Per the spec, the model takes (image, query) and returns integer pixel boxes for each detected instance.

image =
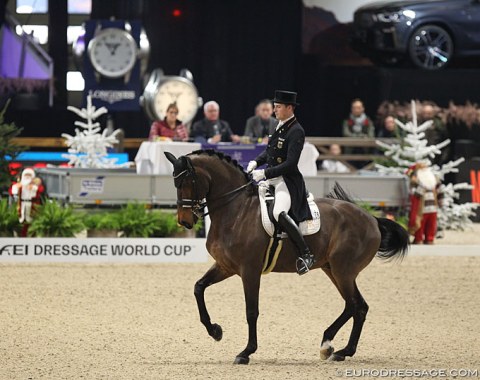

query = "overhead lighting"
[67,71,85,91]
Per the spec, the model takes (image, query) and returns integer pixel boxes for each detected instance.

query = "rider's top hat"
[272,90,299,106]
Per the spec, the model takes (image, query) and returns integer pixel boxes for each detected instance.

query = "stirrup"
[296,254,314,276]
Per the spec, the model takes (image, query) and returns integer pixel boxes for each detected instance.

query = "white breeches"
[268,177,291,222]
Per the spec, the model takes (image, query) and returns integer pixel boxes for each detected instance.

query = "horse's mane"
[325,182,355,204]
[188,149,252,183]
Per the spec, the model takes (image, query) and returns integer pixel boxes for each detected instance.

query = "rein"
[202,180,253,218]
[174,157,253,219]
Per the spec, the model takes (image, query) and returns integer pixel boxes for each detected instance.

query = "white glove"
[247,160,257,173]
[252,169,265,182]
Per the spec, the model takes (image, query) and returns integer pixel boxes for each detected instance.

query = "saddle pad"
[259,185,321,238]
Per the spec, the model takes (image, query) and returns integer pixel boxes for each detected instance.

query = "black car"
[350,0,480,69]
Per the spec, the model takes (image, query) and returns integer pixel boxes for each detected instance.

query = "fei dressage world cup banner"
[0,238,208,263]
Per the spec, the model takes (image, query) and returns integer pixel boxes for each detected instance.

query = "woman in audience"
[148,103,189,141]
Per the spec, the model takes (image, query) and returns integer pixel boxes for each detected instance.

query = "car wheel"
[408,25,453,70]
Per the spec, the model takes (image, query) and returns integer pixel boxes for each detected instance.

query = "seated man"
[191,101,241,144]
[243,99,277,143]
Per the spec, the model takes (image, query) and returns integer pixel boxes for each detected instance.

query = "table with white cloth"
[134,141,318,176]
[134,141,201,175]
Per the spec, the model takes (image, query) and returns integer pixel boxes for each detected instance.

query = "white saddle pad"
[258,183,321,238]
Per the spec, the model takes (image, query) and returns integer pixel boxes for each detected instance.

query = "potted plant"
[27,200,85,237]
[117,203,159,238]
[150,211,183,237]
[83,212,120,237]
[0,198,21,236]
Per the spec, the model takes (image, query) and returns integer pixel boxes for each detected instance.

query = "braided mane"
[188,149,251,182]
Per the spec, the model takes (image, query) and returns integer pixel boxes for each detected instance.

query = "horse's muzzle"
[179,220,193,229]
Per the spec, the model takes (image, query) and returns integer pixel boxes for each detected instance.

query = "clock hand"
[105,42,121,55]
[168,91,183,101]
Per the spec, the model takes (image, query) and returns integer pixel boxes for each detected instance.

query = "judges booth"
[134,141,319,176]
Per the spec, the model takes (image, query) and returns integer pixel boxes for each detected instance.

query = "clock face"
[153,78,200,124]
[88,28,137,78]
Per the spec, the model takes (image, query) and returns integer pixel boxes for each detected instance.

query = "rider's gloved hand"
[251,169,265,182]
[247,160,257,173]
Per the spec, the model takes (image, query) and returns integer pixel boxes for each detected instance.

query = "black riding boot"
[278,211,315,275]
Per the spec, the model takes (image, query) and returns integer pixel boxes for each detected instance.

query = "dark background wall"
[4,0,480,141]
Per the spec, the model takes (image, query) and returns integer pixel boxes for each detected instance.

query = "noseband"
[173,156,252,219]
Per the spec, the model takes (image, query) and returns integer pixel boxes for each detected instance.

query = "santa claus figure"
[9,168,45,236]
[407,163,442,244]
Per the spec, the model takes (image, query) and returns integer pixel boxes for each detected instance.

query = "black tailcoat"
[254,117,312,223]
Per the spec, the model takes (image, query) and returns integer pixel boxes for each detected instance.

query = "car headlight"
[375,9,416,23]
[402,10,416,19]
[375,11,402,23]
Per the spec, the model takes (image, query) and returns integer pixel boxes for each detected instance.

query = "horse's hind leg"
[329,278,369,361]
[194,263,232,341]
[319,268,353,360]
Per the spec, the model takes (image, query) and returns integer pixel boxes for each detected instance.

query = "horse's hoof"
[234,356,249,365]
[320,346,334,360]
[210,323,223,341]
[329,353,345,361]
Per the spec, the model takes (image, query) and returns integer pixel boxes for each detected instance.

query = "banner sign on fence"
[0,238,208,263]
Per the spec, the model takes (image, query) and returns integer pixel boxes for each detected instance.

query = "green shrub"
[0,99,26,191]
[150,211,183,237]
[28,200,85,237]
[82,212,121,230]
[117,203,159,238]
[0,197,21,236]
[356,201,382,218]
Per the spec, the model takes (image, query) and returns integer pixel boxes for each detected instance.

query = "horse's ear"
[164,152,177,165]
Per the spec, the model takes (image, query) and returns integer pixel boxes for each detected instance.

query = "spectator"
[321,144,350,173]
[191,101,241,144]
[243,99,277,143]
[419,103,450,164]
[342,98,375,139]
[148,103,189,142]
[342,99,375,167]
[377,115,405,138]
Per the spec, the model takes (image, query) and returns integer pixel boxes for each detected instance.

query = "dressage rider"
[247,90,314,275]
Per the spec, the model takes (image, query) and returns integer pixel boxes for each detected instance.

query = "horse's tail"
[375,217,409,261]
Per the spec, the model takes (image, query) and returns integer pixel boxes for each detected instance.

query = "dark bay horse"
[165,150,409,365]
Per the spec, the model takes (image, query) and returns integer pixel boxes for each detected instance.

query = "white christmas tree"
[376,100,478,230]
[437,183,478,231]
[63,94,128,168]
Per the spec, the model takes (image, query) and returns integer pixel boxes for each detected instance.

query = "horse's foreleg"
[194,263,232,341]
[234,271,261,365]
[320,305,352,360]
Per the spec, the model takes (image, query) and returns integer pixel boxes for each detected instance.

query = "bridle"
[173,156,253,219]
